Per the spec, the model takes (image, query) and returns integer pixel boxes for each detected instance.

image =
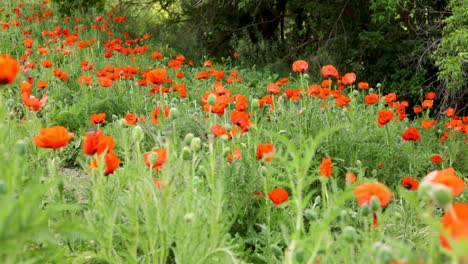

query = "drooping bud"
[132,125,144,142]
[207,94,217,106]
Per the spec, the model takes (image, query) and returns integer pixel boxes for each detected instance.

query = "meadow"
[0,1,467,263]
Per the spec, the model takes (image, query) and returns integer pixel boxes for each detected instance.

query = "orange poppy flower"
[345,173,357,184]
[146,68,167,84]
[0,54,20,85]
[402,176,419,190]
[377,110,394,127]
[413,106,423,114]
[203,60,212,67]
[153,178,164,189]
[90,150,121,175]
[256,143,275,162]
[36,80,48,89]
[430,155,443,164]
[440,202,468,252]
[365,94,379,105]
[125,113,138,125]
[276,77,289,86]
[90,113,106,125]
[151,106,169,124]
[422,100,433,108]
[20,81,32,96]
[384,93,397,105]
[98,77,113,87]
[341,72,356,85]
[421,120,437,130]
[292,60,308,72]
[78,75,94,85]
[268,188,289,205]
[319,157,332,177]
[144,148,168,171]
[446,107,455,117]
[21,93,48,112]
[354,182,392,208]
[230,110,252,132]
[34,126,74,149]
[82,129,104,155]
[321,65,339,78]
[402,127,421,141]
[425,92,437,100]
[227,147,242,163]
[358,82,369,90]
[267,83,281,94]
[422,167,466,197]
[41,59,53,68]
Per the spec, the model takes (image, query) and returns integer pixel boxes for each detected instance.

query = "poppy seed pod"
[370,196,381,212]
[182,146,191,160]
[361,204,370,217]
[251,99,260,109]
[148,152,158,166]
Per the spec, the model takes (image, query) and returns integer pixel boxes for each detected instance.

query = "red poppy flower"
[151,106,169,124]
[341,72,356,85]
[358,82,369,90]
[34,126,74,149]
[430,155,443,163]
[402,176,419,190]
[125,113,138,125]
[402,127,421,141]
[446,108,455,117]
[144,148,168,172]
[90,113,106,125]
[345,173,357,184]
[321,65,339,78]
[319,157,332,177]
[422,100,433,108]
[230,110,252,132]
[365,94,379,105]
[267,83,281,94]
[268,188,289,205]
[0,54,20,85]
[146,68,167,84]
[292,60,308,72]
[36,80,48,89]
[421,120,436,130]
[90,150,121,175]
[384,93,397,105]
[21,93,48,112]
[422,167,466,197]
[256,143,275,162]
[413,106,423,114]
[377,110,394,127]
[227,147,242,163]
[425,92,437,100]
[153,178,164,189]
[440,202,468,252]
[354,182,392,208]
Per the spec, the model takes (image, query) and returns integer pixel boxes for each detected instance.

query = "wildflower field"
[0,1,467,263]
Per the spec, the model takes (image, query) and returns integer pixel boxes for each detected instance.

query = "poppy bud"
[182,146,191,160]
[222,147,230,157]
[368,88,375,93]
[342,226,357,242]
[207,94,217,106]
[219,134,229,142]
[356,160,362,167]
[117,118,127,126]
[184,133,194,145]
[148,152,158,166]
[303,73,310,79]
[270,244,283,258]
[169,107,179,119]
[190,137,201,152]
[251,99,260,109]
[304,209,317,220]
[417,182,432,200]
[14,139,27,155]
[376,83,382,89]
[431,184,452,207]
[132,125,144,142]
[372,242,394,264]
[361,204,370,217]
[370,196,381,212]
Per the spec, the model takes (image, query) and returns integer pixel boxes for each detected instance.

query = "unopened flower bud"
[184,133,194,145]
[132,125,144,142]
[182,146,191,160]
[219,134,229,142]
[361,204,370,217]
[148,152,158,166]
[169,108,179,119]
[251,99,260,109]
[207,94,217,106]
[370,196,381,212]
[342,226,357,242]
[14,139,27,155]
[431,184,452,207]
[184,212,195,223]
[314,196,321,206]
[190,137,201,152]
